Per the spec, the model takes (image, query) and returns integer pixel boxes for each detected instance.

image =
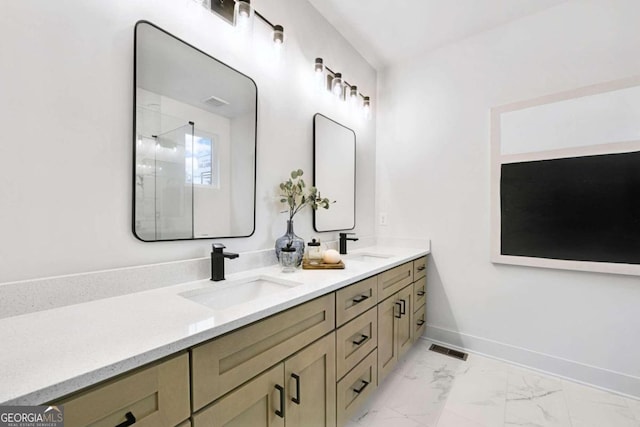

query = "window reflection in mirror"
[133,21,257,241]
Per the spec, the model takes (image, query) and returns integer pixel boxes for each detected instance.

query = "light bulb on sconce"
[332,73,343,97]
[314,58,325,89]
[363,96,372,120]
[272,25,284,46]
[272,24,284,58]
[349,85,359,106]
[234,0,254,34]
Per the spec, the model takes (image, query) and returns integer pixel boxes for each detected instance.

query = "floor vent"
[429,344,468,361]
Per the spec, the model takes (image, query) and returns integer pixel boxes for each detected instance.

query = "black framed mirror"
[313,114,356,232]
[133,21,257,241]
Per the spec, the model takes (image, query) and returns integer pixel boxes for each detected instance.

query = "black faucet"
[339,233,359,255]
[211,243,239,281]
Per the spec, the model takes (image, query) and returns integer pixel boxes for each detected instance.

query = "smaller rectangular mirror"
[313,114,356,232]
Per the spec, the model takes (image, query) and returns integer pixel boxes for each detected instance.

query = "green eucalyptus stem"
[278,169,333,220]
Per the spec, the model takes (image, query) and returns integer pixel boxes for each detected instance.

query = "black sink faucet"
[339,233,359,255]
[211,243,239,281]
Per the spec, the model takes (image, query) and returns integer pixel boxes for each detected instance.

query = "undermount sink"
[346,252,393,262]
[179,275,301,311]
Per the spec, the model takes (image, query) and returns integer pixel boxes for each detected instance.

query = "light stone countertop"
[0,246,429,405]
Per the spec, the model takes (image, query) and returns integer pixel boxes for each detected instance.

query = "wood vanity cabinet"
[377,283,414,383]
[55,353,190,427]
[49,255,428,427]
[193,333,336,427]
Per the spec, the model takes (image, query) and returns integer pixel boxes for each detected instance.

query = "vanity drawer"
[413,256,427,281]
[336,350,377,427]
[378,262,413,301]
[191,293,335,411]
[413,276,426,311]
[413,304,426,342]
[336,307,377,380]
[336,276,378,327]
[57,353,190,427]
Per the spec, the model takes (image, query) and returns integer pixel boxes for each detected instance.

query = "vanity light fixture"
[207,0,285,47]
[315,57,372,118]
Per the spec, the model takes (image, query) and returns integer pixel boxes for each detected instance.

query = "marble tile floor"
[346,339,640,427]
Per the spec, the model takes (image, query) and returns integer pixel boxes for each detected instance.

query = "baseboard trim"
[425,324,640,399]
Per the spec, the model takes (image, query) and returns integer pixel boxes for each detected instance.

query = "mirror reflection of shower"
[134,22,257,241]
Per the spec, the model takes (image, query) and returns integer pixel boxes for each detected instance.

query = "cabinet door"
[397,284,414,359]
[377,294,400,383]
[193,364,285,427]
[57,354,190,427]
[192,294,335,410]
[285,333,336,427]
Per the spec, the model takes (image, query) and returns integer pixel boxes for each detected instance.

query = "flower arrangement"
[279,169,332,220]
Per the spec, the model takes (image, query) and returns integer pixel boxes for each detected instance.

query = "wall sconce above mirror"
[133,21,257,241]
[313,114,356,232]
[204,0,285,46]
[314,58,371,120]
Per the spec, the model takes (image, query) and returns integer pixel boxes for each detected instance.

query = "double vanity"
[0,246,428,427]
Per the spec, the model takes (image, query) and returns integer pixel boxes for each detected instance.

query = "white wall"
[377,0,640,396]
[0,0,376,283]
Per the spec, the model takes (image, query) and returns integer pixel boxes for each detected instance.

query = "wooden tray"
[302,259,345,270]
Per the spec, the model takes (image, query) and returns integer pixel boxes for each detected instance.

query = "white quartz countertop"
[0,246,428,405]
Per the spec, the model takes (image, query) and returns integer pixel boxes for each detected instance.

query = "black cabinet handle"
[352,295,369,304]
[353,380,369,394]
[352,334,369,345]
[417,265,426,271]
[400,299,406,315]
[394,302,402,318]
[115,412,136,427]
[417,290,425,296]
[291,373,301,405]
[417,319,425,326]
[275,384,285,418]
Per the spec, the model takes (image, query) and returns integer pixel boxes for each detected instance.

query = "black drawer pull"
[417,319,425,326]
[291,373,301,404]
[115,412,136,427]
[352,295,369,304]
[417,265,426,271]
[352,334,369,345]
[275,384,285,418]
[417,290,425,296]
[353,380,369,394]
[400,299,406,315]
[394,302,402,318]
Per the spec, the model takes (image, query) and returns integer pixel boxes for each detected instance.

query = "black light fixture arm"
[323,64,369,100]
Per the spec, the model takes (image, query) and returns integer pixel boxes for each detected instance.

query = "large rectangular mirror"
[134,21,257,241]
[313,114,356,232]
